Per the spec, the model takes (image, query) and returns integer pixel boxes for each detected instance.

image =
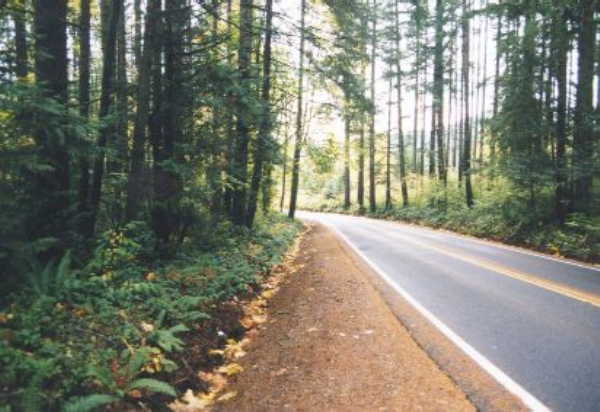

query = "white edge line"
[319,219,551,412]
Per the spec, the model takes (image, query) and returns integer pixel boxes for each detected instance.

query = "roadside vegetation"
[0,215,300,410]
[1,0,301,410]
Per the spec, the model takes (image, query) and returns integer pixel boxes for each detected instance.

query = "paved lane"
[298,211,600,412]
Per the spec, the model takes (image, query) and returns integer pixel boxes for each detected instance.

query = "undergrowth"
[0,214,302,411]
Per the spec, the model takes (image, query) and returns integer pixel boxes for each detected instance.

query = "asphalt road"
[298,211,600,412]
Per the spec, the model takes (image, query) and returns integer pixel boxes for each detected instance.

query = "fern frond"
[63,394,119,412]
[125,347,153,379]
[126,378,176,397]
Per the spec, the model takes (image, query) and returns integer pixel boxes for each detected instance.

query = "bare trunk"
[344,113,352,209]
[231,0,254,225]
[78,0,91,218]
[247,0,274,227]
[125,0,157,221]
[462,0,473,207]
[572,0,596,211]
[88,0,122,235]
[395,0,409,206]
[288,0,306,219]
[385,77,392,209]
[368,0,378,212]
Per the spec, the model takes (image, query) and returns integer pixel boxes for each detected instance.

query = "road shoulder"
[215,222,475,411]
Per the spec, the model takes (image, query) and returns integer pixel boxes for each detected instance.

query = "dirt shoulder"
[215,222,475,411]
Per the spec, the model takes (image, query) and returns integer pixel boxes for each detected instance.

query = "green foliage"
[63,394,119,412]
[150,324,190,352]
[26,251,72,298]
[126,378,177,397]
[308,136,340,175]
[0,213,301,410]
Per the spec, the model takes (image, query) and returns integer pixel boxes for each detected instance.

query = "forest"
[0,0,598,410]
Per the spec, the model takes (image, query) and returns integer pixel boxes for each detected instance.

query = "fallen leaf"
[169,389,214,412]
[261,289,275,299]
[208,349,225,356]
[222,339,248,360]
[198,372,227,393]
[217,391,237,402]
[140,321,154,333]
[240,316,255,329]
[252,314,267,325]
[217,363,244,376]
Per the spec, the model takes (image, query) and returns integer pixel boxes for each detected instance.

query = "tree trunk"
[87,0,122,236]
[32,0,71,249]
[288,0,306,219]
[125,0,157,221]
[280,114,290,212]
[231,0,254,225]
[134,0,142,68]
[572,0,596,212]
[395,0,409,207]
[479,0,488,164]
[357,100,365,210]
[13,0,28,79]
[368,0,377,212]
[344,112,352,209]
[152,0,187,246]
[247,0,274,228]
[385,77,392,209]
[77,0,91,219]
[208,0,223,218]
[413,0,420,175]
[490,13,501,180]
[552,6,568,223]
[433,0,446,186]
[462,0,473,207]
[222,0,235,216]
[115,3,128,173]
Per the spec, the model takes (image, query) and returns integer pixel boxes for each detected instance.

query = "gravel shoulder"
[216,222,476,411]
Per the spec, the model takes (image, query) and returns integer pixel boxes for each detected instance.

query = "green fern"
[86,365,114,390]
[21,359,54,412]
[125,346,154,378]
[26,251,72,297]
[150,324,189,352]
[126,378,176,397]
[63,394,119,412]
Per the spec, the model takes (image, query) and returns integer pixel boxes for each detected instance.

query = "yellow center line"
[388,231,600,308]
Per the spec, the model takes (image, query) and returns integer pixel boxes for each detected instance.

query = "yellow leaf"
[252,314,267,325]
[169,389,214,412]
[217,391,237,402]
[198,371,227,392]
[240,316,255,330]
[140,321,154,333]
[261,289,275,299]
[217,363,244,376]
